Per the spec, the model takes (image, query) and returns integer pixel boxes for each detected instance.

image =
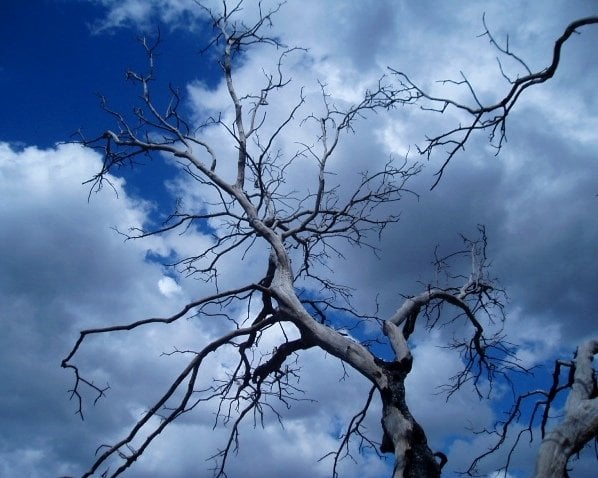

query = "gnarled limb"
[376,228,512,477]
[384,16,598,188]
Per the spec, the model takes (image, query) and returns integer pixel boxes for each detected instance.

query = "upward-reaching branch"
[63,3,597,477]
[65,2,422,476]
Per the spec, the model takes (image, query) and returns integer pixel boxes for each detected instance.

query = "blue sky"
[1,1,217,147]
[1,1,597,478]
[2,1,136,146]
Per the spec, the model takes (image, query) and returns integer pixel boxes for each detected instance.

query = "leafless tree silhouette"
[62,3,597,477]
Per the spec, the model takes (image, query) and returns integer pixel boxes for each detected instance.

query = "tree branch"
[386,16,598,189]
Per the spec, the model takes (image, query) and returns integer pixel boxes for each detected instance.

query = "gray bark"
[533,339,598,478]
[379,358,442,478]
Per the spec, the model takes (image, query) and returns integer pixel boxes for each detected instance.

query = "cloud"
[0,142,176,461]
[0,142,389,477]
[406,332,496,441]
[90,0,207,32]
[157,276,182,297]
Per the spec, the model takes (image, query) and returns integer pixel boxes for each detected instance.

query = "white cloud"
[91,0,207,32]
[486,472,517,478]
[406,332,495,445]
[505,309,562,368]
[2,1,598,477]
[0,142,209,475]
[157,275,182,297]
[0,142,389,477]
[446,422,541,477]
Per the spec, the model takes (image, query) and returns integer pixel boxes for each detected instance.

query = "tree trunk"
[533,339,598,478]
[379,360,442,478]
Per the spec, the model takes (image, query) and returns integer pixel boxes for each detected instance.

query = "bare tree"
[62,3,598,477]
[534,340,598,478]
[465,339,598,478]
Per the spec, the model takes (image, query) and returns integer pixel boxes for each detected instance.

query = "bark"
[376,316,443,477]
[379,359,441,478]
[534,339,598,478]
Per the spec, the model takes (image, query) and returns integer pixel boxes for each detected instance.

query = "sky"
[0,1,597,477]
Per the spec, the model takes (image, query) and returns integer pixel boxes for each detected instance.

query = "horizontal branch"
[62,283,261,369]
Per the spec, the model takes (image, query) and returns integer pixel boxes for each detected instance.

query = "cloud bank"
[1,1,597,477]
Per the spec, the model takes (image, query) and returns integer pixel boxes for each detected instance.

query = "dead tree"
[534,340,598,478]
[61,3,598,477]
[380,13,598,478]
[464,340,597,477]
